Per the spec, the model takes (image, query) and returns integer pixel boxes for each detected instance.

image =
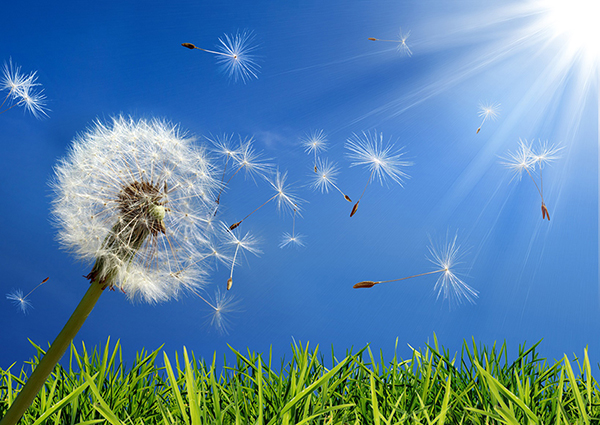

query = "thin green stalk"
[0,281,104,425]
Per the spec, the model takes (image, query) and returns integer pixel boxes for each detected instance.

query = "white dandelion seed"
[279,206,305,249]
[5,277,49,314]
[345,130,412,217]
[182,30,260,83]
[501,139,562,220]
[6,290,33,314]
[52,116,220,303]
[301,130,328,172]
[427,233,478,305]
[476,102,500,134]
[195,288,241,335]
[221,223,261,291]
[1,59,48,118]
[368,27,413,56]
[229,169,303,230]
[310,158,352,202]
[354,232,477,306]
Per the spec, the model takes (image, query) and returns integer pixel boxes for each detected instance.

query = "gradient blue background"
[1,0,598,368]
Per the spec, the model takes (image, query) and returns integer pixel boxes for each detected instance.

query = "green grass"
[2,335,600,424]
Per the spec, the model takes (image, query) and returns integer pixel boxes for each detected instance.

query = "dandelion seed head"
[279,232,306,248]
[345,131,412,186]
[310,158,340,193]
[427,233,478,305]
[301,130,328,155]
[7,290,32,314]
[52,116,219,303]
[216,31,260,83]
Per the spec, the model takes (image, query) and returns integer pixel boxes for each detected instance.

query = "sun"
[543,0,600,64]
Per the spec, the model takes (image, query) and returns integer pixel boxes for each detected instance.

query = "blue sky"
[1,0,599,368]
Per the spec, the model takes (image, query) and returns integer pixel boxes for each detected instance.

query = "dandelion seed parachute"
[52,116,220,303]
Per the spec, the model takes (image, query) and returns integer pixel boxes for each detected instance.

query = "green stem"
[0,281,105,425]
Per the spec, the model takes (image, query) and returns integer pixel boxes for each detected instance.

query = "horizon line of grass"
[1,335,599,424]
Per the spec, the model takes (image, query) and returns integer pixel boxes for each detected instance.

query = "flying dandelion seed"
[354,232,478,305]
[194,288,241,335]
[310,158,352,202]
[6,290,33,314]
[345,131,412,217]
[1,59,48,118]
[501,139,562,220]
[222,224,261,291]
[476,102,500,134]
[368,27,413,56]
[229,169,302,230]
[6,277,50,314]
[301,130,328,173]
[182,30,260,83]
[211,135,273,217]
[280,207,305,248]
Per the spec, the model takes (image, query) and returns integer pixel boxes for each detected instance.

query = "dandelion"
[476,102,500,134]
[0,59,48,118]
[301,130,328,172]
[310,158,352,203]
[229,169,302,230]
[501,139,562,220]
[221,223,261,290]
[182,30,260,83]
[368,27,412,56]
[354,232,478,305]
[345,131,412,217]
[5,277,49,314]
[0,116,220,425]
[280,206,305,248]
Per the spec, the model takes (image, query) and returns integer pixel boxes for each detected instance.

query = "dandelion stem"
[194,46,234,58]
[230,245,240,279]
[330,181,352,202]
[0,281,105,425]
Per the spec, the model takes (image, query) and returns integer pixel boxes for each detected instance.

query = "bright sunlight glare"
[544,0,600,63]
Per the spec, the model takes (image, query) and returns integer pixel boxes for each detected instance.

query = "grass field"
[1,336,598,424]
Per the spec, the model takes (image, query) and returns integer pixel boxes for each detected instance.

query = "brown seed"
[314,165,318,173]
[229,221,242,231]
[344,195,352,203]
[542,203,550,221]
[476,127,481,134]
[353,281,377,289]
[41,277,49,283]
[227,277,233,291]
[368,38,377,41]
[350,201,359,217]
[181,43,196,49]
